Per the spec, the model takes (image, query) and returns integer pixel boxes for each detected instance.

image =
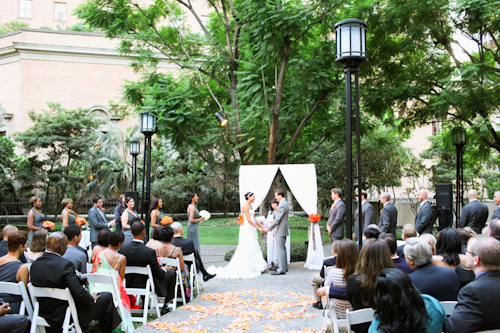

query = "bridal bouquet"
[199,210,211,221]
[76,217,87,226]
[238,214,244,225]
[308,214,321,223]
[160,216,173,225]
[42,221,55,229]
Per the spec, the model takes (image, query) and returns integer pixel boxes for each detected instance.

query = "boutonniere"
[494,209,497,212]
[418,207,422,211]
[380,209,383,214]
[101,208,106,212]
[333,205,336,208]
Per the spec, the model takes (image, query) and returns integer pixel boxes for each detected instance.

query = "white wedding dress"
[208,209,268,279]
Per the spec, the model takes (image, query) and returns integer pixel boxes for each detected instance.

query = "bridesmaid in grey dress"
[121,196,139,244]
[186,192,205,254]
[150,198,164,229]
[27,196,46,245]
[61,198,78,232]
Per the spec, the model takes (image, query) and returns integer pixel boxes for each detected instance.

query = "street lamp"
[334,19,368,248]
[215,111,228,126]
[453,127,466,226]
[129,140,140,191]
[140,110,157,239]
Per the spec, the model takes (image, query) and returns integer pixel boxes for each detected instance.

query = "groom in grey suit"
[266,189,289,275]
[88,196,115,248]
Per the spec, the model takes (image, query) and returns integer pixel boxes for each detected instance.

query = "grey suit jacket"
[415,201,433,235]
[88,205,109,242]
[268,199,289,237]
[377,202,398,237]
[328,199,346,239]
[491,206,500,221]
[354,201,374,238]
[62,245,88,273]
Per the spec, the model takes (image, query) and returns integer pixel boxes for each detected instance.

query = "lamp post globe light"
[334,19,368,248]
[140,110,157,239]
[129,140,140,192]
[452,127,467,226]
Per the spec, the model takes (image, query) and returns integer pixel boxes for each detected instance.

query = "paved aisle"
[136,244,332,333]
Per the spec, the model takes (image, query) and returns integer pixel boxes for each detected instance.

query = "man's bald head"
[46,232,68,255]
[467,189,478,199]
[2,225,18,241]
[416,190,428,203]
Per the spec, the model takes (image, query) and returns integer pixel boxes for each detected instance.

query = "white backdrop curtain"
[239,165,279,210]
[279,164,317,215]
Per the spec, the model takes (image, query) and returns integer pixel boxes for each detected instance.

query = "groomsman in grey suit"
[266,189,290,275]
[353,191,374,241]
[327,188,346,241]
[88,196,115,248]
[414,189,434,235]
[490,191,500,222]
[377,192,398,237]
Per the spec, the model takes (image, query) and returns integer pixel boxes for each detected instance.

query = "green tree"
[0,137,23,201]
[15,103,99,214]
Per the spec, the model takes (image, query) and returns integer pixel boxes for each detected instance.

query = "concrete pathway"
[135,244,333,333]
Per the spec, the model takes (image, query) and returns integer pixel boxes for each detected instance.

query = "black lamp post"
[452,127,466,227]
[334,19,368,248]
[129,140,140,191]
[140,110,157,239]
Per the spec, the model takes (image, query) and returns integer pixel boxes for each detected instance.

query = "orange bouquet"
[308,214,321,223]
[42,221,55,229]
[238,214,244,225]
[160,216,173,225]
[76,217,87,226]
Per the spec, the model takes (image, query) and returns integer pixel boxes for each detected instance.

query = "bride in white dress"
[208,192,268,279]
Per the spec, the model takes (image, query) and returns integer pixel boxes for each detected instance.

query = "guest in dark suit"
[490,191,500,222]
[459,189,489,234]
[62,225,87,273]
[170,222,215,282]
[404,237,460,301]
[396,224,418,259]
[414,190,434,235]
[377,192,398,237]
[0,225,27,263]
[88,196,116,248]
[445,235,500,332]
[30,232,120,333]
[119,221,176,315]
[327,188,346,241]
[353,191,374,241]
[379,233,413,274]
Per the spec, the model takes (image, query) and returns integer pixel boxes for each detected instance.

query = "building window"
[19,0,32,18]
[54,2,67,21]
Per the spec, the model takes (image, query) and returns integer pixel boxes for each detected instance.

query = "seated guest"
[0,226,27,263]
[432,227,466,269]
[370,268,446,333]
[363,224,380,241]
[119,221,176,315]
[318,239,393,333]
[0,302,30,333]
[311,240,340,310]
[445,235,500,332]
[404,237,461,301]
[30,232,121,333]
[62,225,87,273]
[488,219,500,241]
[0,231,29,314]
[457,227,476,254]
[145,227,163,250]
[25,229,47,263]
[379,233,413,274]
[396,224,418,259]
[318,239,358,319]
[170,222,215,282]
[91,228,111,263]
[420,233,437,254]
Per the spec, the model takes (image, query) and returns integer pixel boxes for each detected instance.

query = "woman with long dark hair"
[150,198,164,229]
[186,192,205,255]
[432,227,466,269]
[369,268,446,333]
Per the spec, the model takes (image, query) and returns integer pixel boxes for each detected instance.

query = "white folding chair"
[86,263,93,274]
[124,265,160,324]
[346,308,375,333]
[322,267,346,333]
[28,283,82,333]
[440,301,457,316]
[0,281,33,319]
[159,257,186,309]
[183,253,199,300]
[83,273,127,326]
